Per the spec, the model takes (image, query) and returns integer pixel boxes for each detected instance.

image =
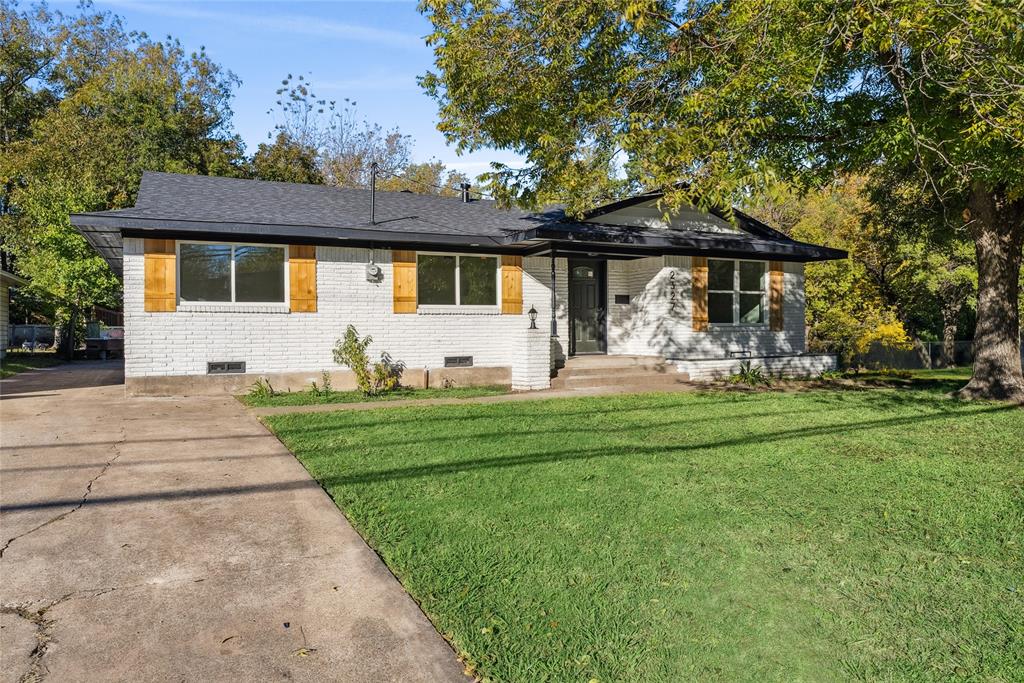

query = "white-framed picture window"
[707,258,767,325]
[178,241,288,304]
[416,253,499,308]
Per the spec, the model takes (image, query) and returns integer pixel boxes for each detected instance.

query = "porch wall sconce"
[528,305,538,329]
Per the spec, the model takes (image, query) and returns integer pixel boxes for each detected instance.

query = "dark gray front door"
[569,259,606,355]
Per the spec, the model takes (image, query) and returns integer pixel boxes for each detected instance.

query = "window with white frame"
[417,253,499,307]
[178,242,287,304]
[707,259,767,325]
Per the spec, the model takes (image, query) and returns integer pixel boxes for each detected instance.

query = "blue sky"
[66,0,522,180]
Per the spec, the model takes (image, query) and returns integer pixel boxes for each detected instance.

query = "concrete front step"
[551,355,690,391]
[567,362,672,377]
[548,356,692,393]
[563,354,663,369]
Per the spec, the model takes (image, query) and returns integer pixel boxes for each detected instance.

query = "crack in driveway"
[0,434,125,559]
[2,587,117,682]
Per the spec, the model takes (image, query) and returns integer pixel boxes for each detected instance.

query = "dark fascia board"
[120,228,523,257]
[725,208,793,241]
[71,214,510,248]
[71,213,846,271]
[72,215,523,277]
[542,242,840,262]
[523,226,847,262]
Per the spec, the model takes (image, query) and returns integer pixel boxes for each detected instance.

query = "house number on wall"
[668,270,683,316]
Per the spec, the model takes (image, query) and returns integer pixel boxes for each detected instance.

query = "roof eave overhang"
[70,214,847,276]
[71,214,510,247]
[0,270,29,286]
[70,215,530,275]
[519,227,847,262]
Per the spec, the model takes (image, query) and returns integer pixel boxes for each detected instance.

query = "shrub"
[873,367,914,379]
[333,325,406,396]
[310,370,333,397]
[728,360,771,387]
[248,377,276,399]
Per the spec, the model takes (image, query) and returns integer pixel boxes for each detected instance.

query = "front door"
[568,259,606,355]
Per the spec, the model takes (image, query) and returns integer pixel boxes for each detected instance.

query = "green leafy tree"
[1,2,245,345]
[421,0,1024,400]
[866,173,979,367]
[251,132,323,184]
[377,160,470,196]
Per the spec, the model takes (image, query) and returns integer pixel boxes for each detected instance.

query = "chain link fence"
[853,340,1024,370]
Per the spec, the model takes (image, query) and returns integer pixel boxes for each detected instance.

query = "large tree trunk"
[958,186,1024,402]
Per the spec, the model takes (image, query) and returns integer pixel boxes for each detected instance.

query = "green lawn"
[829,367,975,393]
[265,382,1023,682]
[240,384,509,407]
[0,352,63,378]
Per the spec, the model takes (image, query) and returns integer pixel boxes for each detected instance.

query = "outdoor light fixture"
[528,306,538,329]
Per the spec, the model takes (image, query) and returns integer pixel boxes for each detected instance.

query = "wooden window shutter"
[144,239,176,312]
[392,250,417,313]
[769,260,784,331]
[289,246,317,313]
[501,255,523,314]
[691,256,708,332]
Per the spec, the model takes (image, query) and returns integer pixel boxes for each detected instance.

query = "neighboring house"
[72,172,846,395]
[1,264,29,360]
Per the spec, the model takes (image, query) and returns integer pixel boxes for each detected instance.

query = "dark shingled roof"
[72,172,846,275]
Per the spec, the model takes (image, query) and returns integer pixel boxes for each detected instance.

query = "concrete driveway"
[0,362,465,682]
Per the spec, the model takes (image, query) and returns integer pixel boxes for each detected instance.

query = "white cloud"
[101,1,425,50]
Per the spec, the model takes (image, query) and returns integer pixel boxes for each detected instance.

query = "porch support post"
[550,251,558,337]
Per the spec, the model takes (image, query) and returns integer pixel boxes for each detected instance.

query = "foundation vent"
[207,361,246,374]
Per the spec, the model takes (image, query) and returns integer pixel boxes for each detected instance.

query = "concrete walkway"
[0,362,465,682]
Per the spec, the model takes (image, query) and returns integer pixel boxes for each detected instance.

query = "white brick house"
[73,173,844,395]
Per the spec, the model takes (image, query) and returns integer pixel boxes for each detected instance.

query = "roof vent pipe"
[460,182,471,203]
[370,161,378,225]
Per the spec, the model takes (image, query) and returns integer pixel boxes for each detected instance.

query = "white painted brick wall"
[672,354,838,381]
[124,238,551,378]
[124,240,810,378]
[511,328,552,390]
[607,256,806,359]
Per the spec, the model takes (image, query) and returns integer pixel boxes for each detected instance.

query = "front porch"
[539,252,806,365]
[531,252,838,390]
